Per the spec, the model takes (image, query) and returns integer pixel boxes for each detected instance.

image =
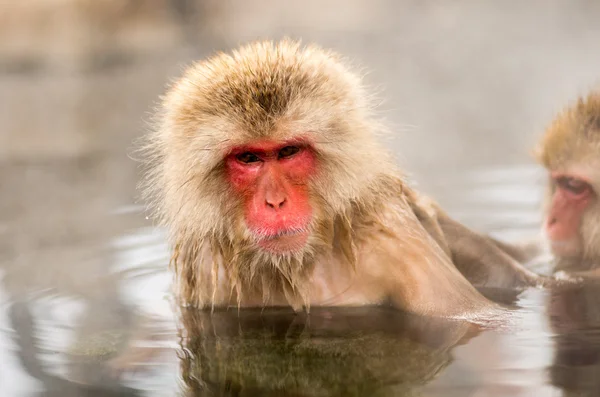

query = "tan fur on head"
[535,91,600,170]
[535,90,600,264]
[138,39,402,309]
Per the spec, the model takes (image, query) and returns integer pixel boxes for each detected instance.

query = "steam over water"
[2,1,600,396]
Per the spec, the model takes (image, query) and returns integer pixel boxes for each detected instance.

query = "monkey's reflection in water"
[548,281,600,397]
[177,307,480,397]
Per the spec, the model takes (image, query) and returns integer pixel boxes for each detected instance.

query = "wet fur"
[169,181,405,310]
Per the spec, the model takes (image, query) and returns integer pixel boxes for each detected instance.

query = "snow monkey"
[536,91,600,277]
[140,39,548,319]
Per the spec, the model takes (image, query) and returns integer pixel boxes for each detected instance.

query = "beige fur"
[536,91,600,170]
[139,39,499,319]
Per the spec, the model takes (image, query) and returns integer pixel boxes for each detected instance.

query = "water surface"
[5,162,598,397]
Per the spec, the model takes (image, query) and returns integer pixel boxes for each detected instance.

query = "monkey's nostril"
[265,197,286,210]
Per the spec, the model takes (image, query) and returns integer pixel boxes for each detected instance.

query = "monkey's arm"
[363,204,500,318]
[435,213,546,289]
[484,237,543,264]
[406,191,547,289]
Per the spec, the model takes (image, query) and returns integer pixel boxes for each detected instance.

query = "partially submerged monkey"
[140,39,547,319]
[536,90,600,276]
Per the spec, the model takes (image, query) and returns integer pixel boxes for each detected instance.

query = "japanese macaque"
[536,91,600,275]
[140,39,544,320]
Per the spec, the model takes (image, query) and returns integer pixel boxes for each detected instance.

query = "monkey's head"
[535,91,600,264]
[141,40,395,279]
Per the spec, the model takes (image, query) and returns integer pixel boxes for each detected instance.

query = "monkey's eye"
[236,152,261,164]
[556,176,590,196]
[278,146,300,159]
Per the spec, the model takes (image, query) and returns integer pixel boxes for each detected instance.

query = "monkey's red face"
[225,140,316,254]
[545,171,596,258]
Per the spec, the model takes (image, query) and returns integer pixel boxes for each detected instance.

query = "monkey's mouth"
[255,228,310,253]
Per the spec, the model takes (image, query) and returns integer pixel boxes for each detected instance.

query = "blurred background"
[2,1,600,396]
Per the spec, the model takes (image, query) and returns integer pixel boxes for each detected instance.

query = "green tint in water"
[178,307,467,397]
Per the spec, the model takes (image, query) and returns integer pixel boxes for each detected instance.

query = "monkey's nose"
[265,196,286,210]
